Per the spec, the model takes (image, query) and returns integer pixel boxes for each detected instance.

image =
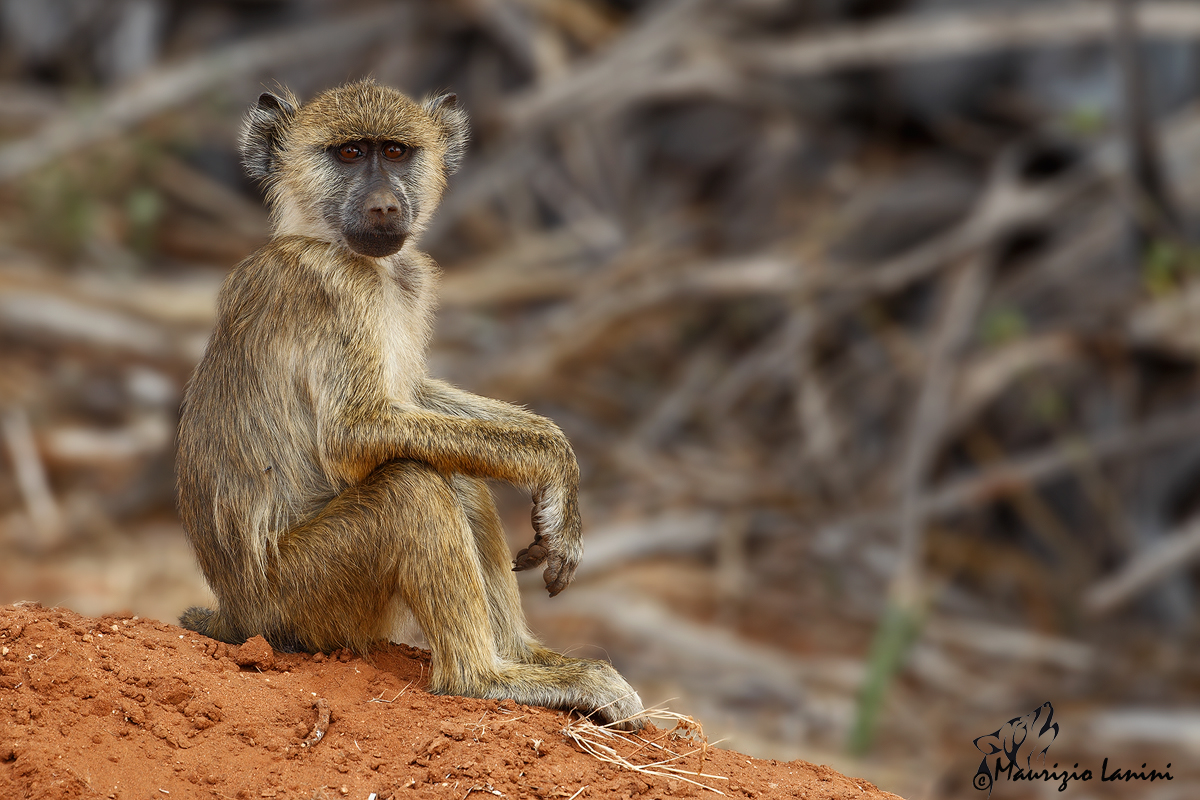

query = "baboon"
[177,79,643,728]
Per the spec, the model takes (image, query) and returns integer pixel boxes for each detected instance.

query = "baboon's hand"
[515,483,582,596]
[540,549,578,597]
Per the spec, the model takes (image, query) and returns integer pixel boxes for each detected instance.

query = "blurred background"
[4,0,1200,796]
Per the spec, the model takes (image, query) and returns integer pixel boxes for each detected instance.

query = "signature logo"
[971,702,1173,794]
[973,702,1059,795]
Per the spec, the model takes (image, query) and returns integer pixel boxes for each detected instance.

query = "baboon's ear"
[423,92,469,175]
[240,90,299,182]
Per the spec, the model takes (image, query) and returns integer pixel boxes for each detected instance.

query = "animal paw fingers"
[543,554,577,596]
[513,541,549,571]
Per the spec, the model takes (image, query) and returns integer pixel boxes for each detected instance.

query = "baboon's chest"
[373,274,429,403]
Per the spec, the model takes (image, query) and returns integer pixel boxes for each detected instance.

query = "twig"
[951,334,1078,432]
[368,681,413,703]
[152,156,269,240]
[840,157,1097,298]
[502,0,708,129]
[555,588,863,695]
[925,617,1093,670]
[964,430,1091,580]
[0,288,191,360]
[300,698,331,748]
[573,513,720,579]
[1084,516,1200,614]
[1,406,64,546]
[0,263,220,328]
[896,255,992,581]
[1114,0,1184,243]
[485,254,805,389]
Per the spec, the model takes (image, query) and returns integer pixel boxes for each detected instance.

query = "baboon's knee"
[367,460,463,521]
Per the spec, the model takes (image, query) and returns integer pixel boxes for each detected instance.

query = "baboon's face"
[240,80,469,257]
[323,139,416,258]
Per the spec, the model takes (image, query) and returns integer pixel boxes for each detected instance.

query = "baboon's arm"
[321,377,582,595]
[415,378,580,586]
[416,378,560,432]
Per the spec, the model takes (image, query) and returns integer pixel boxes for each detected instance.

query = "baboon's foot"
[179,606,216,636]
[577,663,645,730]
[505,657,645,731]
[517,641,575,667]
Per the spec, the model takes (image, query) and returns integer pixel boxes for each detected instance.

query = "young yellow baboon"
[177,79,642,728]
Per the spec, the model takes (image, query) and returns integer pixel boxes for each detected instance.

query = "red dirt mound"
[0,603,902,800]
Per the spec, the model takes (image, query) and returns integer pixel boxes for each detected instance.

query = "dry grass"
[562,702,728,795]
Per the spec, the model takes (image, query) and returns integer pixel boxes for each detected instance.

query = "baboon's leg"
[452,476,566,665]
[222,460,642,726]
[378,463,642,726]
[261,461,424,654]
[262,460,494,676]
[449,474,643,727]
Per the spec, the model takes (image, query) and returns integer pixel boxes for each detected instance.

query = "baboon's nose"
[366,190,400,221]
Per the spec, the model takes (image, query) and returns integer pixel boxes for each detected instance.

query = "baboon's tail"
[179,606,217,636]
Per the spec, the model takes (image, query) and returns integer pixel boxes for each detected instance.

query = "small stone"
[234,636,274,670]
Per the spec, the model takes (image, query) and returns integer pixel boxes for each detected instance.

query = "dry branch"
[152,156,269,240]
[573,513,721,579]
[0,407,64,547]
[1084,517,1200,614]
[0,264,218,358]
[554,588,864,697]
[485,254,806,388]
[840,161,1099,298]
[827,407,1200,540]
[502,0,708,129]
[894,255,992,598]
[0,6,410,182]
[741,1,1200,77]
[951,335,1078,431]
[924,617,1094,671]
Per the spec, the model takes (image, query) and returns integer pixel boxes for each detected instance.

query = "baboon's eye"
[336,143,364,163]
[383,143,411,161]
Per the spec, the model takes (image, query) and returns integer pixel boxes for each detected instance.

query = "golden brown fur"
[177,80,642,727]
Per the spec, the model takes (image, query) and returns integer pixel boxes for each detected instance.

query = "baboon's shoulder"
[216,238,343,332]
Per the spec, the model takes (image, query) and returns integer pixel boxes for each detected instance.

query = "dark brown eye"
[382,143,411,161]
[336,143,364,163]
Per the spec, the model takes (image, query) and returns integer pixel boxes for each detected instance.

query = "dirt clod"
[234,635,274,670]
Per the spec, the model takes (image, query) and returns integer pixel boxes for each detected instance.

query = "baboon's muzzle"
[344,186,410,257]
